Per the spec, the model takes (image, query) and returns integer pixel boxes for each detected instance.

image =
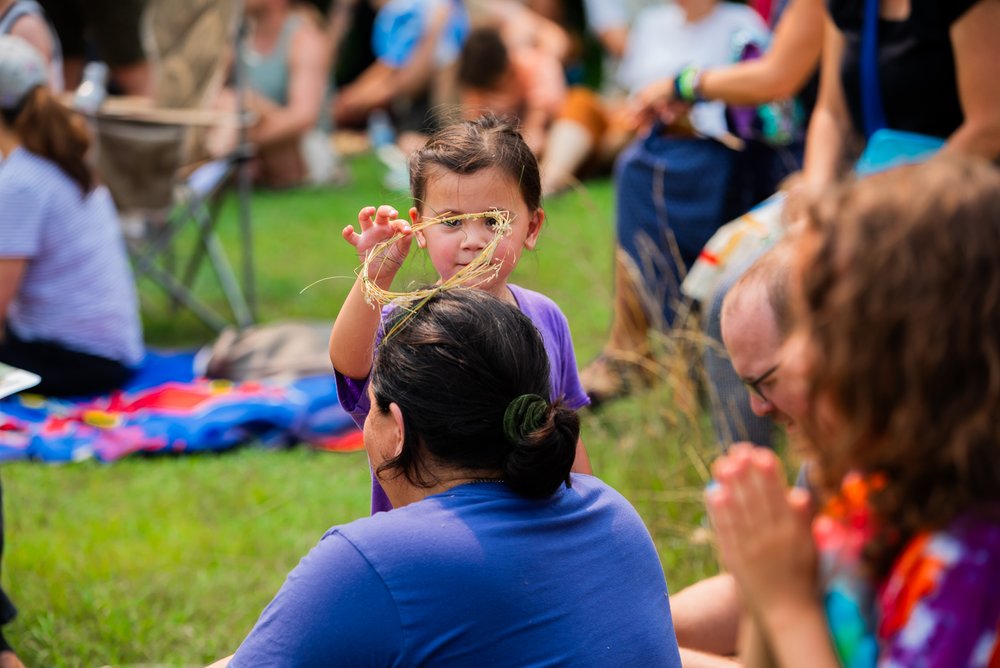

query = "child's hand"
[706,444,818,618]
[343,205,413,280]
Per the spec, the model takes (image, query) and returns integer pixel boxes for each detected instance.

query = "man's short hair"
[723,243,793,339]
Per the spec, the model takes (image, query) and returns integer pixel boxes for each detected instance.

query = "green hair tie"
[502,393,549,445]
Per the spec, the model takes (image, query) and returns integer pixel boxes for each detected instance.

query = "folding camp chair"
[90,0,256,332]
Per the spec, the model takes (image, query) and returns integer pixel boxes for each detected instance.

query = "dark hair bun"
[503,401,579,498]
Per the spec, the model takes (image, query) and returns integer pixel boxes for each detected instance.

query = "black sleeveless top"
[828,0,979,139]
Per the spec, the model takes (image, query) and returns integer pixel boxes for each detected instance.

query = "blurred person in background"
[576,0,800,405]
[333,0,469,154]
[630,0,824,443]
[803,0,1000,186]
[456,25,566,157]
[0,36,143,395]
[38,0,152,96]
[0,0,62,89]
[0,34,141,668]
[211,0,337,187]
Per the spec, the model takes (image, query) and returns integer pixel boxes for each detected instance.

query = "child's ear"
[410,206,427,248]
[523,208,544,250]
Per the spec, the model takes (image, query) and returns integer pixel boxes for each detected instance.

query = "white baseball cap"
[0,35,48,111]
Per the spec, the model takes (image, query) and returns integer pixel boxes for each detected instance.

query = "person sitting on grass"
[210,0,337,187]
[212,288,683,667]
[670,242,810,668]
[707,156,1000,666]
[0,35,143,397]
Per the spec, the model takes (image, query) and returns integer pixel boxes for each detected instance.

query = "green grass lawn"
[1,155,724,666]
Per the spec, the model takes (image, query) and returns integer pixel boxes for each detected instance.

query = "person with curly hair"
[706,156,1000,666]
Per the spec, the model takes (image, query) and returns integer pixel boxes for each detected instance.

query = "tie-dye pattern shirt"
[815,474,1000,668]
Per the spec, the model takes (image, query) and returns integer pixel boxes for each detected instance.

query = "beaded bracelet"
[673,65,703,104]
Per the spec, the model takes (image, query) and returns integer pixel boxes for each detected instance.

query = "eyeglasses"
[743,364,779,402]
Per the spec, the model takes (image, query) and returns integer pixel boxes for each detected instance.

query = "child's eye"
[440,217,463,228]
[484,210,509,230]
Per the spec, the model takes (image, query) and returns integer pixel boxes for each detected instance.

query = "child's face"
[411,166,543,299]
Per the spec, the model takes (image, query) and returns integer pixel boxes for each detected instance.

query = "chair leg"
[132,253,229,331]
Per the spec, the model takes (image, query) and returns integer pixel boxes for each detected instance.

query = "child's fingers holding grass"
[341,205,377,249]
[349,205,414,281]
[346,206,409,254]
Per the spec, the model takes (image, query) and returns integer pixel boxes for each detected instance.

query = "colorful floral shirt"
[814,474,1000,668]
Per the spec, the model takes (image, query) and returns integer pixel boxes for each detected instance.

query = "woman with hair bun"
[0,35,143,397]
[218,289,682,667]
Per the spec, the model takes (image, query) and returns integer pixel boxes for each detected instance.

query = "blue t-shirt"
[230,475,682,667]
[372,0,469,69]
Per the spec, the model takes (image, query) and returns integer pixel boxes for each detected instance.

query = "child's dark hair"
[409,114,541,212]
[798,156,1000,577]
[458,26,509,91]
[371,289,579,499]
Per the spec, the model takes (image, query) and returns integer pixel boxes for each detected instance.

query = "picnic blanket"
[0,350,363,463]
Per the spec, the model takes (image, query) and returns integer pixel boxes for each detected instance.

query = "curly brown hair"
[796,156,1000,578]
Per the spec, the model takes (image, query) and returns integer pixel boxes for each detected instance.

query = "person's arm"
[632,0,823,120]
[204,656,232,668]
[940,0,1000,161]
[801,14,856,188]
[700,0,824,104]
[8,13,54,65]
[329,206,413,380]
[0,259,28,341]
[249,20,331,147]
[670,573,742,657]
[335,0,452,123]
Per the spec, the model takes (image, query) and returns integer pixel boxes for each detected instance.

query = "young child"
[330,115,592,514]
[705,157,1000,667]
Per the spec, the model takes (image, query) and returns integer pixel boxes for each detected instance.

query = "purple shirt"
[335,284,590,513]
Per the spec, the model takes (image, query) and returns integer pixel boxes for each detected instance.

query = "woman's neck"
[881,0,911,21]
[0,127,20,157]
[684,0,718,24]
[249,5,288,52]
[383,469,505,509]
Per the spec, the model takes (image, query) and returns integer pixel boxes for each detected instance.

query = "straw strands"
[360,208,513,339]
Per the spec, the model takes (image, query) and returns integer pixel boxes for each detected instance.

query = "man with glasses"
[718,243,808,435]
[671,244,809,667]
